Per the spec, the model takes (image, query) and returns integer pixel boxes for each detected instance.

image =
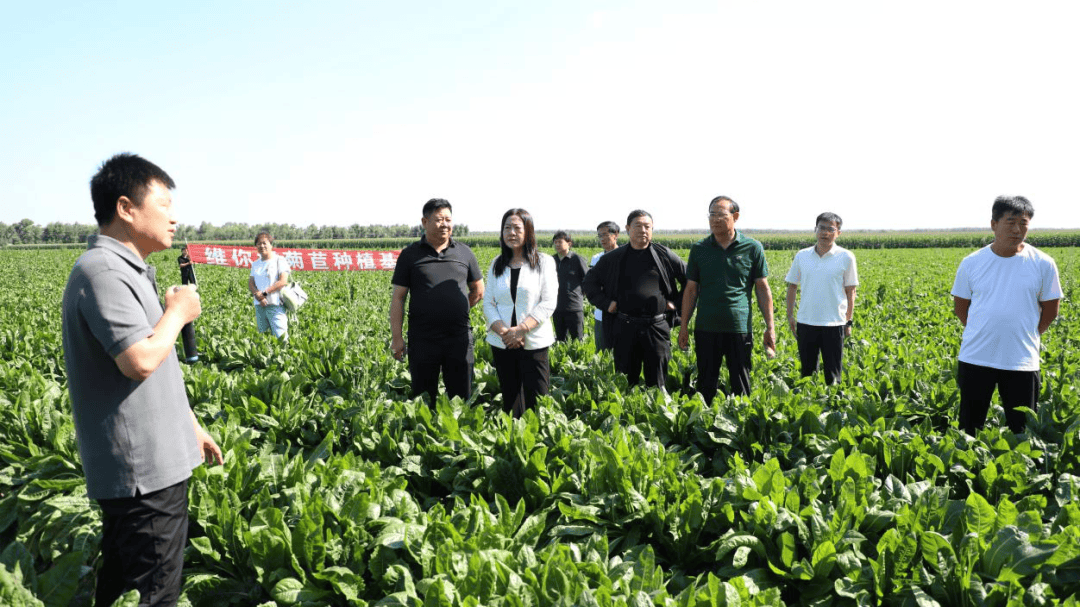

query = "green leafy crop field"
[1,246,1078,606]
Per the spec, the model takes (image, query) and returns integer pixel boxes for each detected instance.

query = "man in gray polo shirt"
[62,153,222,606]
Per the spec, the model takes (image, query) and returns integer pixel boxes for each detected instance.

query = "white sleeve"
[843,252,859,287]
[530,254,559,324]
[1040,256,1063,301]
[951,258,972,299]
[783,252,801,285]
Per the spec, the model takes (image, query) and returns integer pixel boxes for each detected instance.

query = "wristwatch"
[845,319,853,328]
[260,291,267,298]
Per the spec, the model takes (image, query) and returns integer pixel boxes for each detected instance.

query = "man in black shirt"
[552,230,589,341]
[583,210,686,388]
[176,245,199,362]
[178,245,196,285]
[390,199,483,404]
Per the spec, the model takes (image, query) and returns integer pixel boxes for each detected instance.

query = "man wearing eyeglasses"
[783,212,858,385]
[678,196,775,402]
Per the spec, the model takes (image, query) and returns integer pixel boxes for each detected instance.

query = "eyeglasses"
[816,226,838,234]
[708,213,732,220]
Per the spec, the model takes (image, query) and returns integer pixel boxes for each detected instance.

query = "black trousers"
[796,323,845,385]
[408,332,474,405]
[553,309,585,342]
[695,330,753,402]
[491,346,550,418]
[613,315,671,389]
[958,361,1040,434]
[95,479,189,607]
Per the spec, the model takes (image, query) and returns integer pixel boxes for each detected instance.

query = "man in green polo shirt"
[678,195,776,401]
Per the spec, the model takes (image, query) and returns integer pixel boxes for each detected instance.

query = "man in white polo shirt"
[952,195,1061,434]
[784,212,858,384]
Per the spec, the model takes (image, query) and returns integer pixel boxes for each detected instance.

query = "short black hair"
[423,198,453,218]
[552,230,572,244]
[815,212,843,229]
[596,221,620,235]
[627,210,652,226]
[709,196,739,214]
[255,230,273,245]
[90,153,175,227]
[992,196,1034,222]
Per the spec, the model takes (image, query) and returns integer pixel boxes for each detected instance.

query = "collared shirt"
[686,230,768,333]
[784,244,858,326]
[554,251,588,312]
[62,235,201,499]
[391,235,482,338]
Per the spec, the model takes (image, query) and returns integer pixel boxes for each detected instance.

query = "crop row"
[13,229,1080,252]
[1,246,1078,606]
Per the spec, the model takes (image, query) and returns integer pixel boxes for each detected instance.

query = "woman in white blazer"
[483,208,558,418]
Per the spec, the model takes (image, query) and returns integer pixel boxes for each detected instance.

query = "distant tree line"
[0,219,469,246]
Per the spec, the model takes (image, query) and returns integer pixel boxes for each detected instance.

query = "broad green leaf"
[779,532,797,569]
[962,492,996,540]
[270,577,330,605]
[982,526,1058,580]
[811,540,837,579]
[35,552,82,607]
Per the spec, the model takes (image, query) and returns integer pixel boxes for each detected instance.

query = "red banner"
[186,243,399,271]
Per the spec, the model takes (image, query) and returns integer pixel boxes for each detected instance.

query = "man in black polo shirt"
[390,198,484,404]
[583,210,686,389]
[678,196,775,401]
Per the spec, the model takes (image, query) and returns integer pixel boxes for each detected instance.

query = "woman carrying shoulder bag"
[248,230,290,342]
[483,208,557,418]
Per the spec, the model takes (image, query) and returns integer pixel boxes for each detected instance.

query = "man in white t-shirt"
[588,220,620,351]
[785,212,858,384]
[951,196,1061,434]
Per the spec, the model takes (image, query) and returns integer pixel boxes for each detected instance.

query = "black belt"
[616,312,666,324]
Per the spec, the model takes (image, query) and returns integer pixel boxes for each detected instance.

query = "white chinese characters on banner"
[232,248,255,268]
[283,250,305,270]
[186,244,399,271]
[309,252,328,270]
[332,252,353,269]
[205,247,228,265]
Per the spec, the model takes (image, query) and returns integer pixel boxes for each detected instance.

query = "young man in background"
[551,230,589,341]
[588,220,620,351]
[784,212,858,384]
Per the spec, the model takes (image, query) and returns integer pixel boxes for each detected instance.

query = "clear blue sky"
[3,1,1079,232]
